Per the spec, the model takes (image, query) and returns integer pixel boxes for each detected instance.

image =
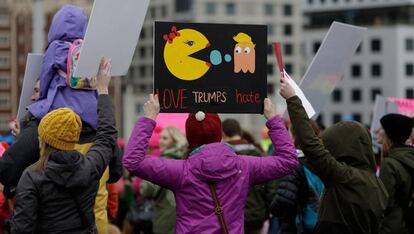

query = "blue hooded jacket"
[28,5,98,128]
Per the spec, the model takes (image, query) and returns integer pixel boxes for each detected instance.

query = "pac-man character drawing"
[163,26,211,81]
[233,32,256,73]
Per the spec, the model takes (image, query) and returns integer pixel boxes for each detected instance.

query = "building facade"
[303,0,414,126]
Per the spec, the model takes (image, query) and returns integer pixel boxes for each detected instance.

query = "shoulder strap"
[208,183,229,234]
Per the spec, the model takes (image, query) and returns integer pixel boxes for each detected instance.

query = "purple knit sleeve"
[123,117,185,190]
[240,116,298,185]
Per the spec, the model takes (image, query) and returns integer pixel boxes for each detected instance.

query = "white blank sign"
[300,22,367,119]
[17,53,43,122]
[74,0,150,77]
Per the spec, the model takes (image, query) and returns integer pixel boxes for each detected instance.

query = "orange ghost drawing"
[233,32,256,73]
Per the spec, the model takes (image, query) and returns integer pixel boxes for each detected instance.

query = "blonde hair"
[164,126,188,151]
[31,139,59,171]
[381,133,393,161]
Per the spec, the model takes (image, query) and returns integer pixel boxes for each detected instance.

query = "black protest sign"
[154,21,267,113]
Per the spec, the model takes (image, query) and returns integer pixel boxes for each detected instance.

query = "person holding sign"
[279,79,388,233]
[378,114,414,234]
[10,58,117,233]
[0,6,122,234]
[123,95,298,233]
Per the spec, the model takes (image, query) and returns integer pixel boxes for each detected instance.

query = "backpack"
[58,39,97,90]
[296,165,325,231]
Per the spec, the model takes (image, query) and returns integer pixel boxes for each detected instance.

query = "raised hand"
[263,98,276,120]
[144,94,160,120]
[96,57,112,95]
[279,79,295,100]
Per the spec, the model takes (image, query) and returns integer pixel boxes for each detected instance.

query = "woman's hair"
[241,130,264,153]
[381,133,393,160]
[163,126,188,151]
[31,139,59,171]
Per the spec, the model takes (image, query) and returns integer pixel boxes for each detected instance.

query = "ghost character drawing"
[233,32,256,73]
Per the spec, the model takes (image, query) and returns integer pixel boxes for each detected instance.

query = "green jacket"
[379,146,414,234]
[229,140,277,230]
[140,146,185,234]
[287,96,388,234]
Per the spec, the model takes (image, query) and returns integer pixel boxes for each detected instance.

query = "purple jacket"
[123,116,298,234]
[27,5,98,128]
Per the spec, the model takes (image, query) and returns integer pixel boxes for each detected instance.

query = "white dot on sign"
[224,54,232,62]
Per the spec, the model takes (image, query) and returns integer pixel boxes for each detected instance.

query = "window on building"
[371,38,381,52]
[139,65,146,77]
[332,89,342,102]
[333,113,342,124]
[406,38,414,51]
[371,63,382,77]
[371,88,382,101]
[313,41,321,54]
[206,2,216,15]
[264,3,274,15]
[267,64,274,75]
[284,24,293,36]
[351,64,361,78]
[176,0,192,12]
[0,73,10,89]
[226,3,236,15]
[140,28,146,39]
[352,113,362,122]
[0,14,9,27]
[406,88,414,98]
[0,95,10,110]
[267,84,274,95]
[283,4,293,16]
[0,33,9,48]
[285,63,293,74]
[0,54,10,69]
[267,24,274,36]
[161,5,168,17]
[267,44,273,55]
[356,43,362,54]
[406,63,414,76]
[139,47,146,57]
[284,43,293,55]
[351,89,362,102]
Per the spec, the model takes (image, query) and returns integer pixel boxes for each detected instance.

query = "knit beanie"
[38,107,82,150]
[380,113,413,144]
[185,112,222,149]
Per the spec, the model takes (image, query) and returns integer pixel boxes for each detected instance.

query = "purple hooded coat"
[123,116,298,234]
[28,5,98,128]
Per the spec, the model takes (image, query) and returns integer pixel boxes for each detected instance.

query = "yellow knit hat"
[38,107,82,151]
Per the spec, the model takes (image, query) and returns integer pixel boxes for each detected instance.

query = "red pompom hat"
[185,112,222,150]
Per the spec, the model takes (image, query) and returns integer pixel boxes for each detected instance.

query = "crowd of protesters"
[0,4,414,234]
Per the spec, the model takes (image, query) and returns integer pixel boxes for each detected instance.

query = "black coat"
[0,102,122,199]
[10,95,117,233]
[0,114,39,197]
[270,158,307,234]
